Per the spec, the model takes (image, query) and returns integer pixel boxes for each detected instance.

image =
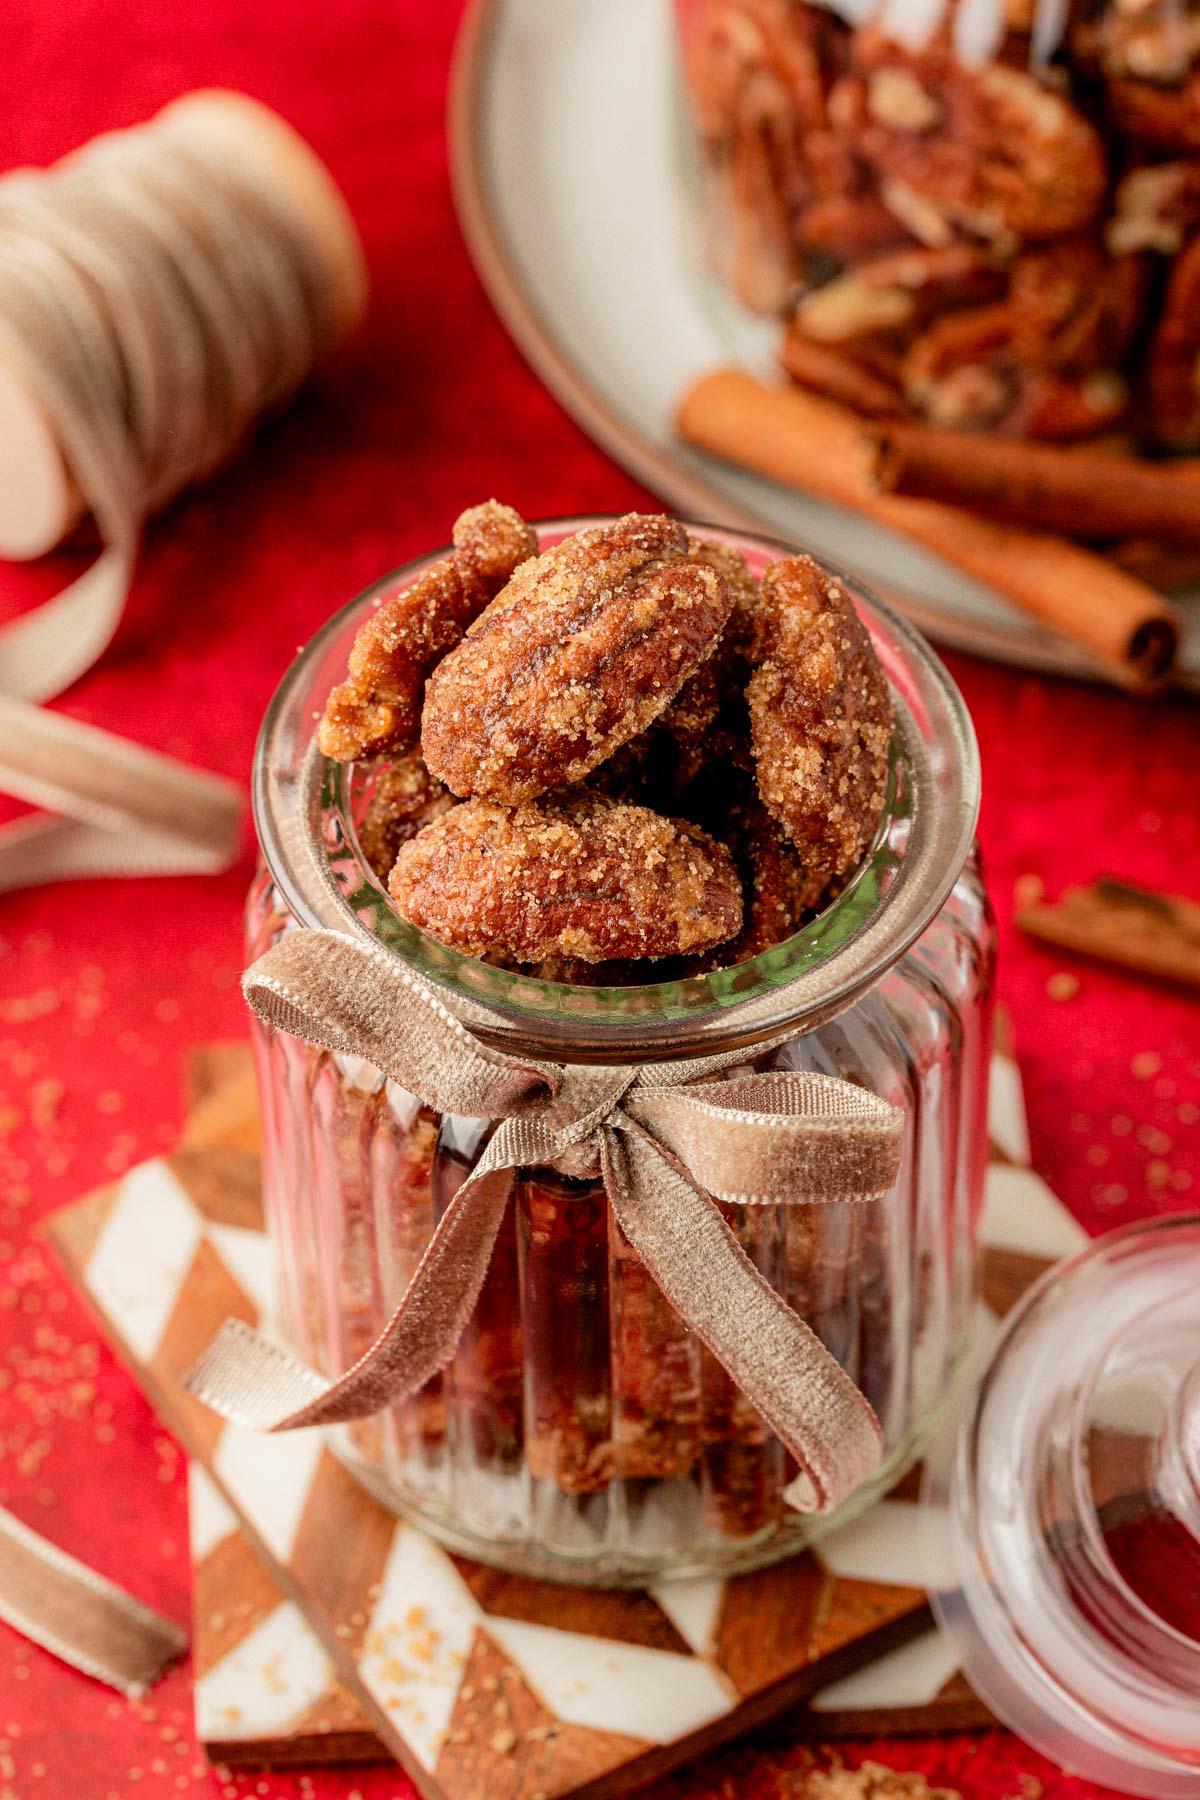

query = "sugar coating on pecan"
[748,555,892,890]
[317,501,537,763]
[355,751,456,883]
[420,515,732,803]
[388,793,743,963]
[651,536,762,792]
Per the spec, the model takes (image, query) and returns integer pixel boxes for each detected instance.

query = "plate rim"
[447,0,1194,691]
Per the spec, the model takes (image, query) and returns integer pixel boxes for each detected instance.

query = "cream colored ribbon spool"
[0,91,367,891]
[188,930,906,1518]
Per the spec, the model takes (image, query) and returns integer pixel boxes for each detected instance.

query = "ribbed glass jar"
[246,519,995,1585]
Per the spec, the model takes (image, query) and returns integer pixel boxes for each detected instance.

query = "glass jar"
[676,0,1200,450]
[246,518,995,1586]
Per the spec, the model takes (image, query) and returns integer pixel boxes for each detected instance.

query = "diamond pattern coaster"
[49,1028,1083,1794]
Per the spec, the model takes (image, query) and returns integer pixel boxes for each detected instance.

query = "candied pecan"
[901,242,1144,436]
[1147,231,1200,447]
[1106,72,1200,151]
[721,104,804,313]
[729,789,829,954]
[687,532,763,653]
[355,751,456,883]
[1108,161,1200,255]
[795,242,1007,347]
[421,515,732,803]
[781,329,907,416]
[748,556,892,890]
[795,190,909,263]
[317,501,536,763]
[845,33,1108,243]
[686,784,827,973]
[388,793,743,963]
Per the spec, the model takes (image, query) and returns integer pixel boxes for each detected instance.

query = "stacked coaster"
[48,1027,1086,1795]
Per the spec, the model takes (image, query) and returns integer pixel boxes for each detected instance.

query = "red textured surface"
[0,4,1196,1798]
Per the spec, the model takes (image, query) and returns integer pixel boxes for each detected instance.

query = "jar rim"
[252,516,981,1062]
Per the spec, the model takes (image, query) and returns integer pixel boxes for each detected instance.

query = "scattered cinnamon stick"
[1017,877,1200,992]
[675,369,1181,688]
[873,423,1200,545]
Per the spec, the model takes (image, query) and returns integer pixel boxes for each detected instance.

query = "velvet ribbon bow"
[186,930,904,1515]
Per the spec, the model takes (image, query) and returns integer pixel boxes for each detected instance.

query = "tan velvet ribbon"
[187,930,906,1516]
[0,1505,186,1695]
[0,110,348,889]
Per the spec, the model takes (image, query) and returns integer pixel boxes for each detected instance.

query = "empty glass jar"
[246,519,995,1585]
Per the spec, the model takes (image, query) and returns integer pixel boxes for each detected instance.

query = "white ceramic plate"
[449,0,1200,688]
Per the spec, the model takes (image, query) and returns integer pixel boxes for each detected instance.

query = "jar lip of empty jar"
[252,516,981,1063]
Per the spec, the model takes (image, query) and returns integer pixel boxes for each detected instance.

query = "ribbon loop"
[188,928,905,1515]
[622,1072,903,1205]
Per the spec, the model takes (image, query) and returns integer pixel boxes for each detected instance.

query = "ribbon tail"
[600,1125,884,1515]
[0,1504,186,1696]
[185,1156,516,1431]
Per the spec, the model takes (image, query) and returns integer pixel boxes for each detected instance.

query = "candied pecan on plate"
[843,33,1108,244]
[748,555,892,892]
[1147,231,1200,447]
[317,500,536,763]
[388,792,743,964]
[899,239,1144,437]
[421,514,732,803]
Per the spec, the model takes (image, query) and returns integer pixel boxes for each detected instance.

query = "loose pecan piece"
[389,793,742,964]
[1106,72,1200,152]
[1107,161,1200,256]
[1147,231,1200,447]
[421,515,732,803]
[355,751,456,883]
[317,500,537,763]
[748,556,892,893]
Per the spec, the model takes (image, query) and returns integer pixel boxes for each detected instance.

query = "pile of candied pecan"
[318,503,893,983]
[681,0,1200,449]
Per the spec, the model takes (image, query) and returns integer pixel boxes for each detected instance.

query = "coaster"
[50,1031,1080,1794]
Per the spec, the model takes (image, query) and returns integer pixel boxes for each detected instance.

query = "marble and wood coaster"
[50,1031,1085,1795]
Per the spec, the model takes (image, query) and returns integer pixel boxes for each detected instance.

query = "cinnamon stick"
[1017,877,1200,991]
[675,369,1180,687]
[874,423,1200,545]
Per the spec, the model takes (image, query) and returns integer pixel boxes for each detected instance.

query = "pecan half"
[845,34,1108,244]
[355,751,456,883]
[1147,231,1200,447]
[388,794,743,963]
[748,556,892,891]
[317,501,536,763]
[1107,161,1200,256]
[421,515,732,803]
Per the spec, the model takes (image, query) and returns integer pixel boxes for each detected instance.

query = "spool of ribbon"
[0,91,367,890]
[187,930,906,1517]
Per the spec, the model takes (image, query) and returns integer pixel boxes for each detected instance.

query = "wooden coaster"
[50,1032,1082,1790]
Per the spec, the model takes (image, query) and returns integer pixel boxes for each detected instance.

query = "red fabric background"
[0,4,1195,1797]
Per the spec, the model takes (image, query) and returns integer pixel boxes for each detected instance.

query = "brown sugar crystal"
[748,554,892,895]
[421,513,732,802]
[388,792,743,964]
[318,500,536,762]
